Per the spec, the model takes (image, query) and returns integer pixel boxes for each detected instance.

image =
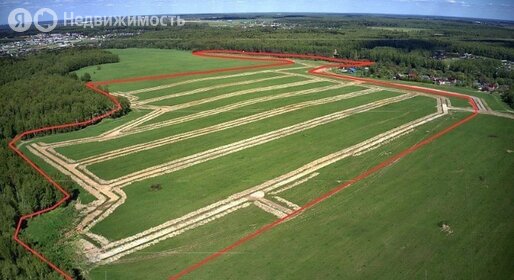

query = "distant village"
[431,49,513,91]
[338,49,513,93]
[0,32,137,57]
[196,17,295,29]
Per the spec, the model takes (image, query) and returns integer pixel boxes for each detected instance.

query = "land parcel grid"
[17,49,505,280]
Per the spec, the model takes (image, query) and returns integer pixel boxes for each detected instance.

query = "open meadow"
[20,49,513,280]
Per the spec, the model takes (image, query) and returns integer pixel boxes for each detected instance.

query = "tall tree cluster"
[0,48,129,279]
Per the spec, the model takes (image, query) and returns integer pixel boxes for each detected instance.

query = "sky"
[1,0,513,25]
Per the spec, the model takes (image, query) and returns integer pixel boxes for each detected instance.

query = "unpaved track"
[135,74,291,105]
[28,71,358,236]
[72,93,418,237]
[30,85,411,237]
[136,79,323,110]
[14,50,481,280]
[23,51,459,270]
[86,97,446,264]
[48,78,344,148]
[78,87,382,165]
[80,93,416,188]
[123,83,354,136]
[123,68,307,95]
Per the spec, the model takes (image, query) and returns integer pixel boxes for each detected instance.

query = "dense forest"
[0,48,129,279]
[91,16,514,108]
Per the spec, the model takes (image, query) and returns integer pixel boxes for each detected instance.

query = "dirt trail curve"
[31,77,376,243]
[46,70,342,148]
[78,87,382,165]
[29,89,411,235]
[78,93,416,188]
[88,97,448,265]
[10,50,482,280]
[167,52,481,280]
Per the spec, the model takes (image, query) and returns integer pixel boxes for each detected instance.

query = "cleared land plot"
[167,115,514,280]
[89,206,275,280]
[23,109,150,145]
[103,63,299,93]
[133,71,286,101]
[55,82,351,160]
[278,112,469,204]
[74,49,274,92]
[21,48,512,280]
[447,96,472,108]
[90,96,437,240]
[89,114,513,280]
[146,76,311,107]
[139,81,343,126]
[87,91,407,179]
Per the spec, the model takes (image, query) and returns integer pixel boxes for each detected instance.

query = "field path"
[9,50,482,280]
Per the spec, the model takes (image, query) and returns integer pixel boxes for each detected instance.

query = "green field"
[19,48,513,280]
[74,48,275,92]
[369,26,428,32]
[23,109,151,144]
[141,83,364,126]
[180,115,514,280]
[134,71,285,101]
[88,114,514,280]
[55,84,365,161]
[90,96,437,239]
[88,92,415,181]
[372,78,513,113]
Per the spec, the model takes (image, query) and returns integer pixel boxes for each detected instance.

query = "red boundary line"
[8,83,121,280]
[168,52,479,279]
[7,50,477,280]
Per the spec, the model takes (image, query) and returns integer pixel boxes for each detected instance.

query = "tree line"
[96,21,514,108]
[0,48,129,279]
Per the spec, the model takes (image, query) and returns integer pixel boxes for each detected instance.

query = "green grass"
[372,78,513,113]
[88,91,405,180]
[277,67,313,75]
[74,48,276,92]
[139,82,336,124]
[19,145,96,204]
[279,112,468,205]
[369,26,428,32]
[23,207,75,246]
[55,82,351,160]
[447,96,472,108]
[88,114,513,280]
[17,48,511,279]
[89,206,275,280]
[24,109,150,145]
[147,76,309,107]
[141,81,353,126]
[86,113,458,279]
[100,64,295,93]
[134,71,284,101]
[22,207,80,276]
[90,96,437,240]
[174,115,514,280]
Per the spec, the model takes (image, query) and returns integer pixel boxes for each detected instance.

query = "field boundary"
[8,50,477,280]
[167,52,479,279]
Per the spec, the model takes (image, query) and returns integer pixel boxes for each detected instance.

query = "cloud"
[445,0,471,7]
